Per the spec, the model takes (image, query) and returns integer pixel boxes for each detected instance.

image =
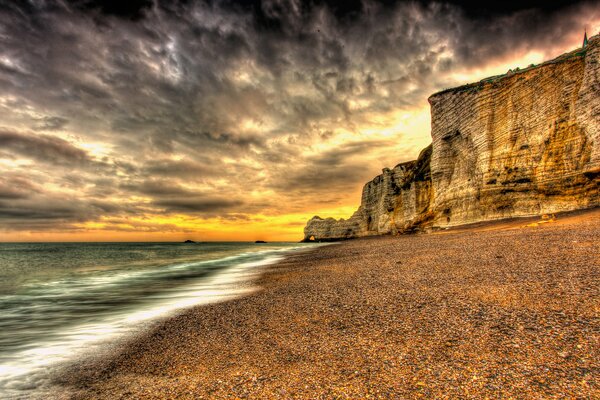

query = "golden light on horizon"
[2,206,359,242]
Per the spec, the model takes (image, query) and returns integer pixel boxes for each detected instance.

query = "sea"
[0,241,319,399]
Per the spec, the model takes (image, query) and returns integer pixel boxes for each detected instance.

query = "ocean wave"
[0,243,317,399]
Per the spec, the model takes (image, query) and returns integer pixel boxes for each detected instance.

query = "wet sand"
[59,209,599,399]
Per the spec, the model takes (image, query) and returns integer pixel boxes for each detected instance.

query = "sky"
[0,0,599,242]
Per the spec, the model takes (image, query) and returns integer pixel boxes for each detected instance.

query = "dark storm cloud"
[120,179,245,214]
[0,172,151,231]
[0,193,125,230]
[271,139,396,193]
[32,116,69,131]
[123,180,199,197]
[0,176,40,200]
[1,0,592,149]
[154,197,244,213]
[440,0,580,18]
[0,0,597,233]
[0,129,91,165]
[82,217,195,233]
[68,0,154,20]
[313,140,395,166]
[233,0,584,24]
[142,159,223,179]
[0,200,84,220]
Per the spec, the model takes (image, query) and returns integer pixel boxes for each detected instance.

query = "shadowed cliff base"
[56,207,600,398]
[304,206,600,242]
[304,34,600,242]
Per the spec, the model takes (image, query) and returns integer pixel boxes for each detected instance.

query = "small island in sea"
[0,1,598,399]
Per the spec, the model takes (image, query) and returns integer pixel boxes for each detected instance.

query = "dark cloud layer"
[0,129,91,165]
[0,0,597,234]
[154,197,244,213]
[58,1,585,20]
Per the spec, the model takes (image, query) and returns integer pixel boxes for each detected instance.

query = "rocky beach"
[57,208,599,399]
[1,3,599,400]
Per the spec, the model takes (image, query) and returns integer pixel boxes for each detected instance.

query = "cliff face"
[304,35,600,241]
[304,145,433,241]
[429,36,600,227]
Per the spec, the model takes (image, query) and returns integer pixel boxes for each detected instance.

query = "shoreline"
[56,209,599,398]
[1,243,318,400]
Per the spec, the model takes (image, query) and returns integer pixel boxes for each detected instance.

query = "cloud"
[0,129,91,166]
[270,139,397,193]
[32,116,69,131]
[0,0,598,236]
[120,179,245,214]
[153,197,244,213]
[0,176,40,199]
[123,180,199,197]
[70,0,154,20]
[142,159,222,179]
[0,195,111,228]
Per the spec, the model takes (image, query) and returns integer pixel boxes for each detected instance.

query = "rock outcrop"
[304,145,433,240]
[304,35,600,241]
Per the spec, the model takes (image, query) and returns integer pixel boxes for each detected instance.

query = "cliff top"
[429,33,598,101]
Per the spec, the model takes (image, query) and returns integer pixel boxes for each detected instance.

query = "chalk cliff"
[304,35,600,241]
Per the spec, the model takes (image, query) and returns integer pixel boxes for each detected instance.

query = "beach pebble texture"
[58,209,599,399]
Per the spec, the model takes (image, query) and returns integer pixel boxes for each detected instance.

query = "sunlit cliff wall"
[304,35,600,241]
[429,35,600,227]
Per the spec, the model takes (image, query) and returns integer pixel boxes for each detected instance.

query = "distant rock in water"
[304,34,600,242]
[184,240,196,243]
[255,240,267,243]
